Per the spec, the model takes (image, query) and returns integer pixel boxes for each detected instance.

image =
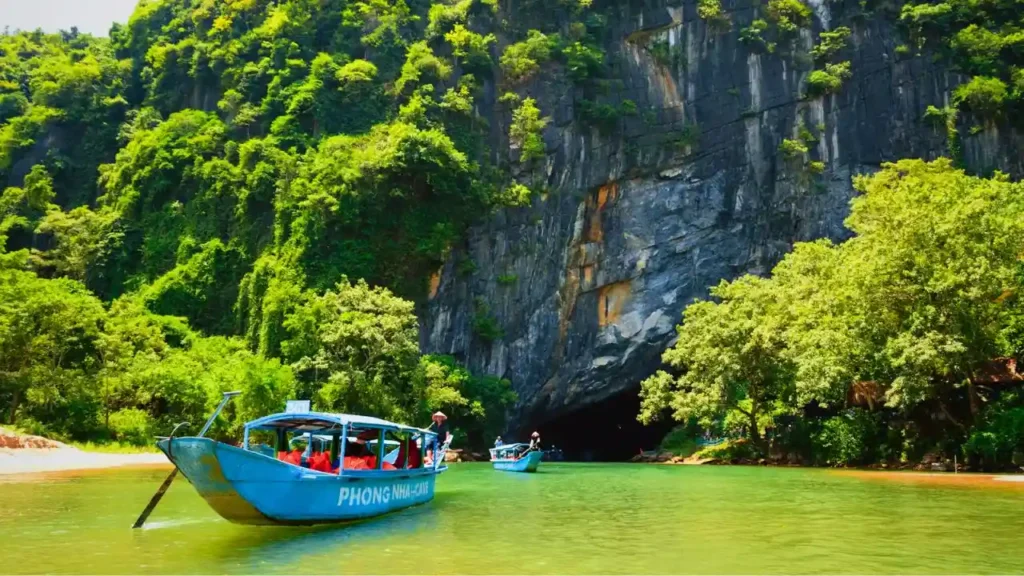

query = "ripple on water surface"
[0,463,1022,574]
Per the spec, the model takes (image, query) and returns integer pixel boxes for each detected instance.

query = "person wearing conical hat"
[427,411,451,460]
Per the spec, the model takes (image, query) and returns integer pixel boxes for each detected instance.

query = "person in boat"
[529,431,542,452]
[494,435,503,447]
[428,411,451,448]
[424,411,451,465]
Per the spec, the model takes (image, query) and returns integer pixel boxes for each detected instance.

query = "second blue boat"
[489,443,543,472]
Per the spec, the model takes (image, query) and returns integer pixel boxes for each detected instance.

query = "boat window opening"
[240,413,436,473]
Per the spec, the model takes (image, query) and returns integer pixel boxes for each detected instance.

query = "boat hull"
[158,438,440,525]
[491,450,543,472]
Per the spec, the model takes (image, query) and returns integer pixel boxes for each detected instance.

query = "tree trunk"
[968,382,980,420]
[9,389,19,425]
[748,406,766,455]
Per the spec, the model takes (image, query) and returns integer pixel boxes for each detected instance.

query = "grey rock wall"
[422,0,1019,431]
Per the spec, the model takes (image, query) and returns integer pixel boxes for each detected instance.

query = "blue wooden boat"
[489,443,543,472]
[156,407,450,525]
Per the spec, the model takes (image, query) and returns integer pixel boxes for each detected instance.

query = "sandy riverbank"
[832,469,1024,489]
[0,428,170,475]
[0,448,171,475]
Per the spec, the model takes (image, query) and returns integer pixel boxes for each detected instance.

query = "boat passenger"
[494,436,503,447]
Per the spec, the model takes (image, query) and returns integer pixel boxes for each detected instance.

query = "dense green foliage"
[641,160,1024,470]
[0,0,561,448]
[901,0,1024,121]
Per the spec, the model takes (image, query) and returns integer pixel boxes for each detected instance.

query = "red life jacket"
[281,449,302,466]
[343,456,367,470]
[308,452,332,473]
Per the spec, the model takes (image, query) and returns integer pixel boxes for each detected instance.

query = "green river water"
[1,463,1023,574]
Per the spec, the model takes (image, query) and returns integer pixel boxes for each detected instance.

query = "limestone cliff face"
[422,0,1021,430]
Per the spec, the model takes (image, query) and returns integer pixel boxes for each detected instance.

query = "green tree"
[639,276,794,452]
[0,268,105,429]
[282,277,421,422]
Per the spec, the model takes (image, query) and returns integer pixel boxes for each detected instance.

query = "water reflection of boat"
[158,408,450,525]
[214,501,443,571]
[489,444,543,472]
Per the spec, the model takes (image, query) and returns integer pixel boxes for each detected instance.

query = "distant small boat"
[489,443,543,473]
[156,405,450,525]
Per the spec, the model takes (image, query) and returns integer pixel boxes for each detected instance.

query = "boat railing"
[433,434,453,470]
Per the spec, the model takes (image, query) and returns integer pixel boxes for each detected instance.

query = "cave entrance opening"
[531,387,674,461]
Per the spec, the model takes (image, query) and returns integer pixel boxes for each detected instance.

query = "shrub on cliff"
[953,76,1009,119]
[805,62,852,97]
[500,30,556,83]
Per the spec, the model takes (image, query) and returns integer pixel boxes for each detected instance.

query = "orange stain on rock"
[582,264,595,285]
[428,269,442,300]
[587,182,618,243]
[596,182,618,210]
[597,281,631,327]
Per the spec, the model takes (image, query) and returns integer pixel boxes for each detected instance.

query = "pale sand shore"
[0,447,171,475]
[833,469,1024,489]
[0,427,171,475]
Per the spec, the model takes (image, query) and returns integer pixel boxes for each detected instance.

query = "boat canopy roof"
[491,443,528,451]
[246,412,435,436]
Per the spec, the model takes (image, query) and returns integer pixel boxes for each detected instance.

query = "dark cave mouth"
[529,387,674,462]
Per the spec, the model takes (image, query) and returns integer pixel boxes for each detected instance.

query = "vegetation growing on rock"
[0,0,535,448]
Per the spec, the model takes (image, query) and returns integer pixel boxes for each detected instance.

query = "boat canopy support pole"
[330,432,340,463]
[199,391,240,437]
[338,424,347,477]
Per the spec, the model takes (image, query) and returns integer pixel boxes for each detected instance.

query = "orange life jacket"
[280,449,302,466]
[308,452,333,473]
[343,456,368,470]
